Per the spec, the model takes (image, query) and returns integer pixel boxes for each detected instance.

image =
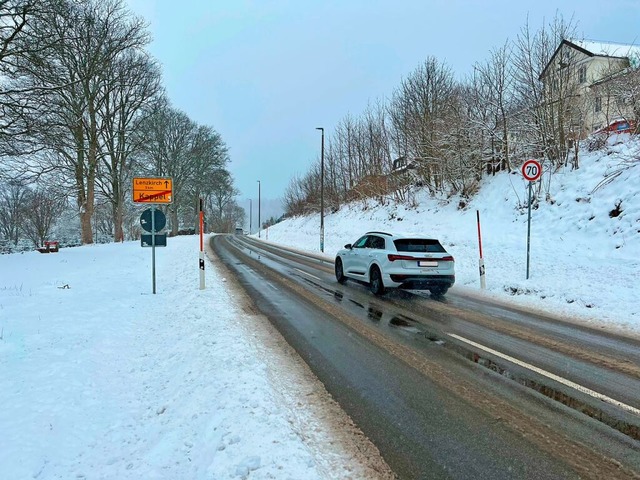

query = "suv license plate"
[418,261,437,267]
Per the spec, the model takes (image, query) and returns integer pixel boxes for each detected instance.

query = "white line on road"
[267,282,278,291]
[447,332,640,417]
[294,268,321,281]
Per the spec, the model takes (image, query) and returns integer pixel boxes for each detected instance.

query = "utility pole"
[257,180,261,238]
[316,127,325,252]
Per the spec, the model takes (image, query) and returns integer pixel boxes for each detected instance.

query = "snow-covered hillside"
[262,135,640,332]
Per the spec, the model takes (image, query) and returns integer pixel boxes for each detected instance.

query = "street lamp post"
[316,127,324,252]
[249,198,252,234]
[257,180,261,238]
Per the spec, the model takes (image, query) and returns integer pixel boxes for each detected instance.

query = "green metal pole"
[526,181,532,280]
[151,205,156,294]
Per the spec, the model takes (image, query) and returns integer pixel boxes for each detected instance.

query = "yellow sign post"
[132,177,173,204]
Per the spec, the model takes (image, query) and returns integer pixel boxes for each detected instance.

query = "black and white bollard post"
[199,198,205,290]
[476,210,486,289]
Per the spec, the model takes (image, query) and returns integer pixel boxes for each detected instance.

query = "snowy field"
[0,237,391,479]
[263,136,640,333]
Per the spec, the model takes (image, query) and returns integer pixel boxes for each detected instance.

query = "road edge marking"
[294,268,321,281]
[447,332,640,417]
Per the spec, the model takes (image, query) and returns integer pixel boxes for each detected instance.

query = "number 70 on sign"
[521,159,542,182]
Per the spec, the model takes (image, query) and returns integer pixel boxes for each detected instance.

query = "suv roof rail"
[366,231,393,236]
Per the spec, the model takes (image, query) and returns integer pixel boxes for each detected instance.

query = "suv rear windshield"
[394,239,446,253]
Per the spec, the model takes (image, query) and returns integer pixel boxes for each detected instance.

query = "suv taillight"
[387,254,417,262]
[388,254,455,262]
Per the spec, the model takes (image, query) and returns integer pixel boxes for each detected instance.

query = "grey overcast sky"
[125,0,640,207]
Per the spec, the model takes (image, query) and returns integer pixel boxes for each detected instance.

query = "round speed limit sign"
[521,159,542,182]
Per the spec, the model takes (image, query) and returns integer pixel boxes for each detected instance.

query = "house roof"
[539,39,640,80]
[573,39,640,58]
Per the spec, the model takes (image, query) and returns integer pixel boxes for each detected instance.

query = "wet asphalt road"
[212,234,640,479]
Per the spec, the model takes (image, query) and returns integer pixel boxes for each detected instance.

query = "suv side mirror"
[344,243,352,250]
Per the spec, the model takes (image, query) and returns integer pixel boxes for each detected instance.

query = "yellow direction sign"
[133,177,173,204]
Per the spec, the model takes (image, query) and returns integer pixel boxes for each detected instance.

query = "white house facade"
[540,39,640,136]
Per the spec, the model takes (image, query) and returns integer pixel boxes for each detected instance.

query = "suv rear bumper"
[388,274,455,290]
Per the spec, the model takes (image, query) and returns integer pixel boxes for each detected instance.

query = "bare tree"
[590,56,640,130]
[472,42,515,175]
[17,0,151,244]
[20,187,65,247]
[0,1,64,164]
[0,180,28,244]
[139,100,230,235]
[512,14,579,172]
[283,13,624,214]
[439,84,482,197]
[186,125,230,232]
[138,101,195,233]
[97,49,162,241]
[92,194,114,242]
[389,56,457,194]
[282,173,308,217]
[225,201,246,232]
[205,170,238,232]
[613,65,640,133]
[332,115,358,201]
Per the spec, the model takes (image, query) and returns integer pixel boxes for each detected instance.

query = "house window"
[578,66,586,84]
[595,97,602,113]
[616,95,631,107]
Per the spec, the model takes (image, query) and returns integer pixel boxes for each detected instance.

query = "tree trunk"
[572,141,580,170]
[81,103,99,245]
[113,201,124,242]
[80,206,93,244]
[170,206,179,235]
[73,120,94,245]
[111,175,125,242]
[502,120,511,172]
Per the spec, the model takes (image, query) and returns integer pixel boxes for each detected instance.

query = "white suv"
[334,231,455,296]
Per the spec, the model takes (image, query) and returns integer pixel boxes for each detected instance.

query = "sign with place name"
[133,177,173,204]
